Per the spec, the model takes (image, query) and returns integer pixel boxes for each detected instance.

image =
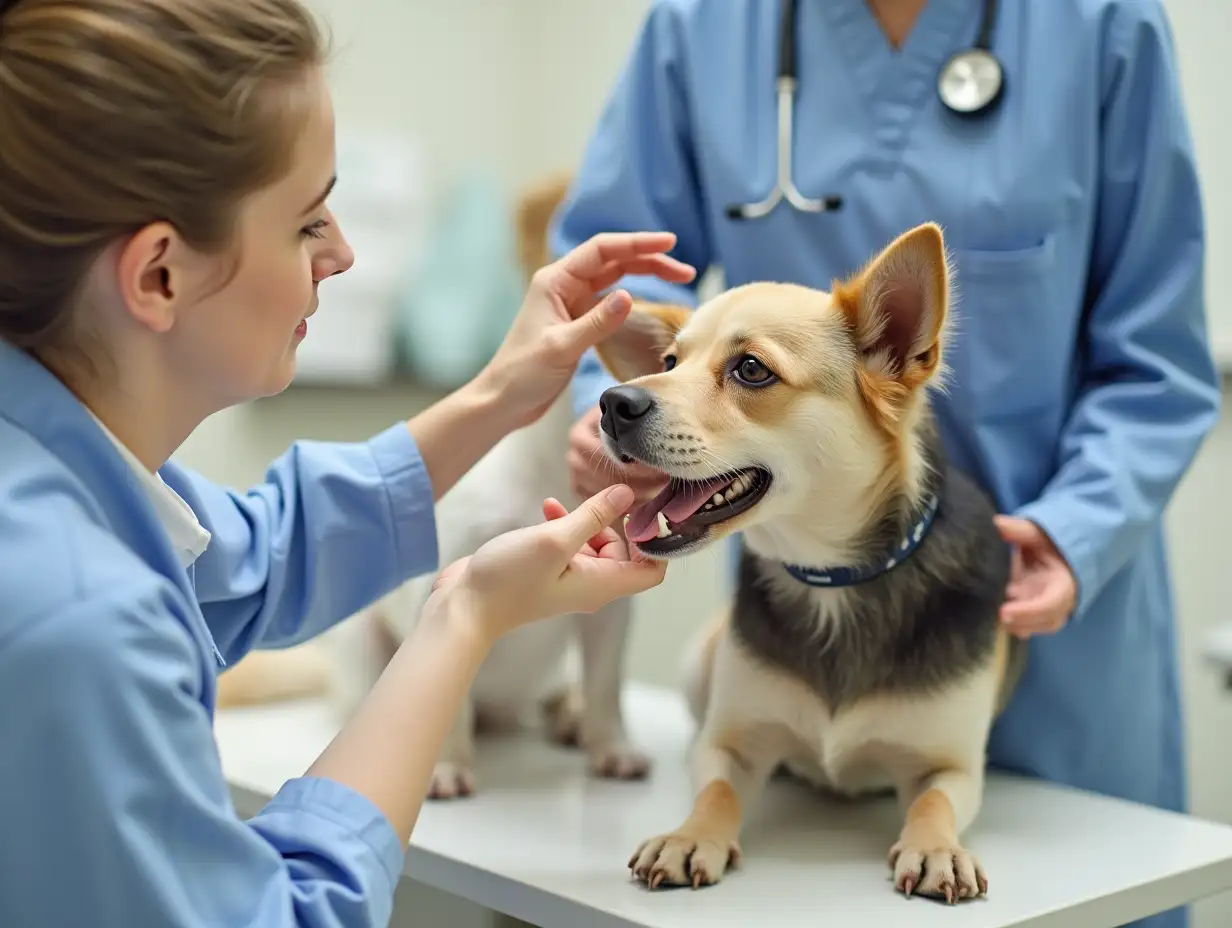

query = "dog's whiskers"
[693,447,745,482]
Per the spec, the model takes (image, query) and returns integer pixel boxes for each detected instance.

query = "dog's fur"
[592,223,1025,902]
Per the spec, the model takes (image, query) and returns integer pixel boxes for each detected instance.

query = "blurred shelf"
[283,373,449,394]
[261,369,458,402]
[247,373,457,430]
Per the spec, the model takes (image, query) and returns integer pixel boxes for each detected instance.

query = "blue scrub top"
[0,338,440,927]
[554,5,1221,926]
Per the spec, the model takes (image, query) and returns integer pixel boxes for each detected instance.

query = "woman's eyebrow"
[301,176,337,215]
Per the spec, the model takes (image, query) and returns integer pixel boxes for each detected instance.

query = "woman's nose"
[313,214,356,281]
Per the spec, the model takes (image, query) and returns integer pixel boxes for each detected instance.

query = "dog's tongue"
[625,476,733,544]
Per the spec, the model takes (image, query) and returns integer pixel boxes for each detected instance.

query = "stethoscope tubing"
[727,0,1002,221]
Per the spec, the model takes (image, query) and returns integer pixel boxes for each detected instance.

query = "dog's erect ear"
[595,301,692,382]
[832,222,950,389]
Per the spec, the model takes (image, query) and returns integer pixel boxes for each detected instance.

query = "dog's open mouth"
[623,467,772,555]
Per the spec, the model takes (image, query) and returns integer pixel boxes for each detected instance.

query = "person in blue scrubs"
[554,1,1222,925]
[0,2,695,927]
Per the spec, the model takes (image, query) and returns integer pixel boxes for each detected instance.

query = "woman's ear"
[595,301,691,382]
[113,221,188,334]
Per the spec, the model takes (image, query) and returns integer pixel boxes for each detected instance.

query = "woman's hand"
[307,485,664,849]
[567,404,669,502]
[424,484,667,644]
[482,232,696,427]
[995,516,1078,639]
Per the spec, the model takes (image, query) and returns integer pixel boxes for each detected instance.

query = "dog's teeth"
[656,511,671,538]
[712,493,725,506]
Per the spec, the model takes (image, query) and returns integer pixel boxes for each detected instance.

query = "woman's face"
[164,70,354,408]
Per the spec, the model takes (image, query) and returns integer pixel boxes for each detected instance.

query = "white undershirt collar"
[86,409,212,568]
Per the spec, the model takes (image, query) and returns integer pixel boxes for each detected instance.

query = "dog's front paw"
[629,832,739,889]
[588,741,651,780]
[427,761,476,801]
[889,838,987,903]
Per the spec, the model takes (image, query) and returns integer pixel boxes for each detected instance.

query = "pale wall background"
[181,2,1232,925]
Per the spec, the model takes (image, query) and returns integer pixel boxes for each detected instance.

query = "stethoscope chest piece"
[938,46,1004,116]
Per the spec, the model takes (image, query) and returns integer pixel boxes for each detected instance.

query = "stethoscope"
[726,0,1004,221]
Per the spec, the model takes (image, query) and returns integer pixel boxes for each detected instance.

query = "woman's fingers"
[553,290,634,358]
[546,485,635,557]
[994,514,1043,547]
[542,498,569,522]
[543,233,696,317]
[573,557,667,608]
[999,577,1071,635]
[544,497,623,556]
[552,231,680,280]
[585,255,698,294]
[585,528,628,562]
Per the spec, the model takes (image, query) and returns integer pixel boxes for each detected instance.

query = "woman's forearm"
[406,372,519,502]
[305,607,491,847]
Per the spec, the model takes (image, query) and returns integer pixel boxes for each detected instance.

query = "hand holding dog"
[995,516,1078,639]
[568,404,670,503]
[423,484,667,645]
[483,232,695,428]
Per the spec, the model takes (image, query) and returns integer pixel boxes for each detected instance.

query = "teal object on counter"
[396,172,524,390]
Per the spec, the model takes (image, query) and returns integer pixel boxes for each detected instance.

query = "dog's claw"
[891,841,984,904]
[589,743,651,780]
[629,834,735,889]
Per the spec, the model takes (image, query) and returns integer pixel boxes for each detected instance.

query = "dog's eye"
[732,355,775,386]
[662,353,678,372]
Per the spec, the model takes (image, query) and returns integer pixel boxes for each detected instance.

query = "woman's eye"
[663,354,677,371]
[732,354,775,386]
[300,219,329,240]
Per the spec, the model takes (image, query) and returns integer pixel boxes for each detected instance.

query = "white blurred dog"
[332,383,649,798]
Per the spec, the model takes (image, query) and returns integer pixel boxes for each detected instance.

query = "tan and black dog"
[593,222,1024,903]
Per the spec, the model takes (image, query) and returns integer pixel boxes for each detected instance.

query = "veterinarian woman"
[0,2,696,926]
[556,2,1220,926]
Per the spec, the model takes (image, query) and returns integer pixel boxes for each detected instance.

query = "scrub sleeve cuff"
[249,775,406,898]
[1012,498,1097,620]
[366,423,440,581]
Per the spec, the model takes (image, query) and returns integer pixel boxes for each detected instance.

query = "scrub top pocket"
[948,233,1065,421]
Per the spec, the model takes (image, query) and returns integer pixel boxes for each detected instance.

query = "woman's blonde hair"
[0,0,326,352]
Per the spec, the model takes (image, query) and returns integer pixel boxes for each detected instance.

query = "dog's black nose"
[599,384,655,440]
